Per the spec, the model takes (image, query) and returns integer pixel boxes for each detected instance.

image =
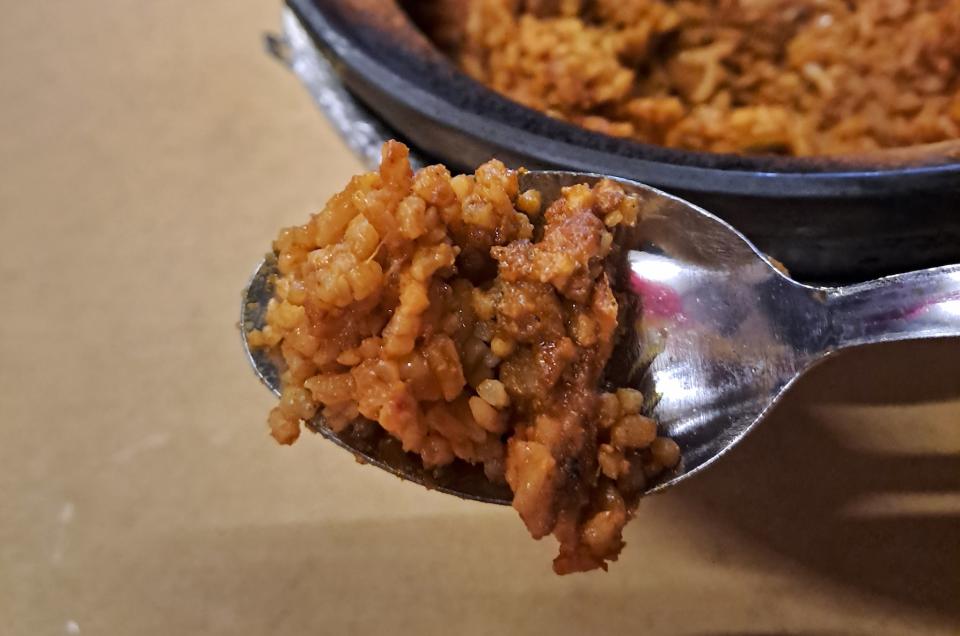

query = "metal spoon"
[241,171,960,504]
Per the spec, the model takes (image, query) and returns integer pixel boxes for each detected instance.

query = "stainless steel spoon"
[241,171,960,504]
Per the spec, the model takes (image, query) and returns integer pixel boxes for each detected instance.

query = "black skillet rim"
[288,0,960,199]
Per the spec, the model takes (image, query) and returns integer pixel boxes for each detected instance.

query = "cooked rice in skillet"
[428,0,960,155]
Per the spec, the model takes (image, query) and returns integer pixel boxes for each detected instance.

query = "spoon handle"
[827,264,960,350]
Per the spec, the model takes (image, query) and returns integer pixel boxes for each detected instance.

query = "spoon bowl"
[242,171,960,502]
[522,172,833,493]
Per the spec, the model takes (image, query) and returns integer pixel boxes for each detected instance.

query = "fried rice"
[248,141,679,573]
[424,0,960,156]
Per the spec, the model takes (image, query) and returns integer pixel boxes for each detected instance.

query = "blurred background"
[1,2,958,634]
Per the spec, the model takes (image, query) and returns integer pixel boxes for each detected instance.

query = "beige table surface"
[2,2,958,634]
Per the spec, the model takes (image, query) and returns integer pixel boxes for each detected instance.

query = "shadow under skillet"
[662,338,960,618]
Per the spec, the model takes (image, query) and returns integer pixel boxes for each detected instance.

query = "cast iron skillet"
[287,0,960,281]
